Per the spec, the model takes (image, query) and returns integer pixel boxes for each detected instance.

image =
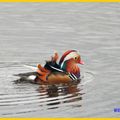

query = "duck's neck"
[62,60,80,78]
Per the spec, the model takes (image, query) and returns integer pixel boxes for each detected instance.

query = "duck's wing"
[48,65,64,72]
[44,61,64,73]
[44,61,80,81]
[46,72,71,84]
[46,72,80,84]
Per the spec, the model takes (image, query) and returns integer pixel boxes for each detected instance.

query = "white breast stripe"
[69,73,75,80]
[71,73,77,80]
[69,73,78,81]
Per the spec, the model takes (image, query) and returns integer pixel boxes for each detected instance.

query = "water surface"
[0,3,120,117]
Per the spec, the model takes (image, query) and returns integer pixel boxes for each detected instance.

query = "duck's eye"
[75,57,77,60]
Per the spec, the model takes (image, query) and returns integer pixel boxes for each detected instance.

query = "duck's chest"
[66,64,80,78]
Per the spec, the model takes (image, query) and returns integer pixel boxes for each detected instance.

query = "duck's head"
[59,50,84,72]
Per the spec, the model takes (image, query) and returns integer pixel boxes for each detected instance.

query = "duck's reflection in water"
[37,83,84,109]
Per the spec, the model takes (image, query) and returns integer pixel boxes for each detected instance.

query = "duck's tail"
[23,64,38,71]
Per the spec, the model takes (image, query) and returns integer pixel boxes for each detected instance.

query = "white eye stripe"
[60,52,78,68]
[64,52,78,60]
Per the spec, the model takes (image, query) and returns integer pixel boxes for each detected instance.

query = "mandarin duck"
[15,50,84,85]
[35,50,84,84]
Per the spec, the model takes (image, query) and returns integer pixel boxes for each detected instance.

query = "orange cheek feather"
[66,62,80,74]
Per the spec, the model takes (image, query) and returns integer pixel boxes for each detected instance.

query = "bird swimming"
[15,50,84,85]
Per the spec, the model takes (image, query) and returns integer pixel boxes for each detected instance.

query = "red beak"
[79,60,84,65]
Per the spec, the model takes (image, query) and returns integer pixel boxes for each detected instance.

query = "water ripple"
[0,62,94,117]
